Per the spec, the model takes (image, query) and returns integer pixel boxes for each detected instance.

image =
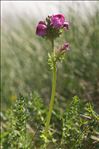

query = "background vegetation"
[1,3,99,110]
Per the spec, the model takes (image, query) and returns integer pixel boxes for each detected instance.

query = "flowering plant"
[1,11,99,149]
[36,14,70,137]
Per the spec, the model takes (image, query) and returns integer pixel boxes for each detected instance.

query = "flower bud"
[63,21,69,30]
[36,21,47,37]
[59,42,69,53]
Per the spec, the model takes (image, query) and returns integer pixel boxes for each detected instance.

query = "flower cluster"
[36,14,69,40]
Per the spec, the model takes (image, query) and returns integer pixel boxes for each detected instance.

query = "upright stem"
[51,39,54,54]
[44,40,56,137]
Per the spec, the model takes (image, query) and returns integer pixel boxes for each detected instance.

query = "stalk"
[44,40,56,137]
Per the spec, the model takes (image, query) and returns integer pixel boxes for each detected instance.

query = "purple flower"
[63,21,69,30]
[51,14,65,28]
[36,14,70,39]
[59,42,70,53]
[36,21,47,37]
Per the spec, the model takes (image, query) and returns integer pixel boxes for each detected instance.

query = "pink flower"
[36,21,47,37]
[51,14,65,28]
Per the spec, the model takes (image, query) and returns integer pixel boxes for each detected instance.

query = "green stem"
[44,40,56,137]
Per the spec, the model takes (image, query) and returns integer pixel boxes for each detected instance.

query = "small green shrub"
[1,95,99,149]
[61,96,99,149]
[1,95,32,148]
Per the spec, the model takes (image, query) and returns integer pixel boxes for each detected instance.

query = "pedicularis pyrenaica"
[36,14,70,137]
